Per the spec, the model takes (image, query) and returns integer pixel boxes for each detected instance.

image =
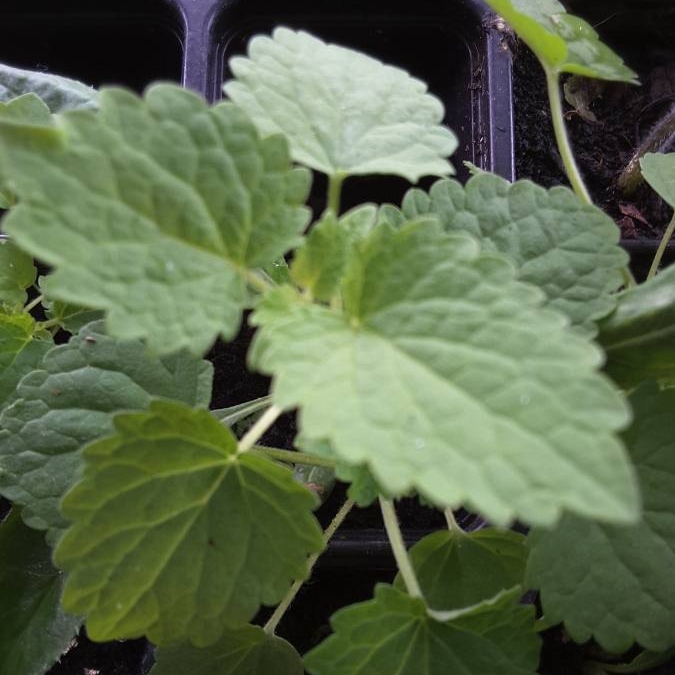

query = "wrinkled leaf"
[483,0,637,82]
[641,152,675,209]
[251,223,637,527]
[304,584,539,675]
[225,28,457,181]
[0,509,80,675]
[598,265,675,388]
[55,401,324,646]
[400,173,627,335]
[0,321,212,541]
[0,312,51,410]
[0,62,99,112]
[527,384,675,653]
[151,625,303,675]
[0,84,310,354]
[0,238,37,309]
[398,529,528,611]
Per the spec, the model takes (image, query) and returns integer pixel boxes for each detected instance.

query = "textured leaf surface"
[400,173,627,335]
[55,401,323,646]
[641,152,675,208]
[251,223,636,526]
[0,238,37,309]
[0,312,51,410]
[304,585,538,675]
[225,28,457,181]
[151,625,303,675]
[0,321,212,540]
[400,529,528,611]
[0,84,310,354]
[483,0,637,82]
[0,62,99,112]
[42,297,103,333]
[598,265,675,388]
[527,384,675,653]
[0,509,80,675]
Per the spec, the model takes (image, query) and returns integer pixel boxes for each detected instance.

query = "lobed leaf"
[0,321,212,541]
[0,84,311,354]
[0,238,37,310]
[399,173,627,336]
[0,509,80,675]
[598,265,675,388]
[304,584,539,675]
[483,0,637,82]
[527,384,675,653]
[55,400,324,646]
[224,28,457,181]
[251,222,637,527]
[151,625,303,675]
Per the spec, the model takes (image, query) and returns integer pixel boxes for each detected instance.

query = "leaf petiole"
[251,445,336,469]
[237,404,283,454]
[648,212,675,280]
[444,507,465,535]
[23,293,44,314]
[327,173,345,215]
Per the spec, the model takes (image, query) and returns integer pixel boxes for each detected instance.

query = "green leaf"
[0,84,310,355]
[251,223,637,527]
[224,28,457,182]
[0,509,80,675]
[0,238,37,309]
[641,152,675,209]
[483,0,637,82]
[0,321,212,541]
[527,384,675,653]
[55,400,324,646]
[598,265,675,388]
[0,312,52,410]
[42,296,103,333]
[0,63,99,112]
[399,529,528,611]
[151,625,303,675]
[304,584,538,675]
[211,395,272,427]
[400,173,627,335]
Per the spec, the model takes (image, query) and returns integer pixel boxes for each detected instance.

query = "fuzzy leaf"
[251,223,636,527]
[0,84,310,355]
[598,265,675,388]
[0,509,80,675]
[304,585,538,675]
[0,63,99,112]
[55,401,324,646]
[151,625,303,675]
[483,0,637,82]
[401,174,627,335]
[224,28,457,181]
[0,321,212,541]
[399,529,528,611]
[0,238,37,309]
[641,152,675,209]
[527,384,675,653]
[0,312,51,410]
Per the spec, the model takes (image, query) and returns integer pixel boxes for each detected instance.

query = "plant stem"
[251,445,336,468]
[327,174,345,215]
[244,269,274,295]
[444,508,465,535]
[264,498,355,635]
[379,497,423,599]
[24,294,44,313]
[648,212,675,280]
[545,68,592,205]
[237,405,282,454]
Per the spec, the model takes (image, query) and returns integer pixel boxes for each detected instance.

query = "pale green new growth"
[225,28,457,181]
[528,384,675,653]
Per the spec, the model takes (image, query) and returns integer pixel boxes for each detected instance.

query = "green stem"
[444,508,465,535]
[264,498,355,635]
[251,445,336,469]
[24,294,44,314]
[379,498,423,599]
[648,212,675,280]
[327,174,345,215]
[237,405,282,454]
[244,269,274,295]
[545,68,592,205]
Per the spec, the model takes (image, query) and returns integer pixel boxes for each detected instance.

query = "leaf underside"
[527,384,675,653]
[251,222,637,527]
